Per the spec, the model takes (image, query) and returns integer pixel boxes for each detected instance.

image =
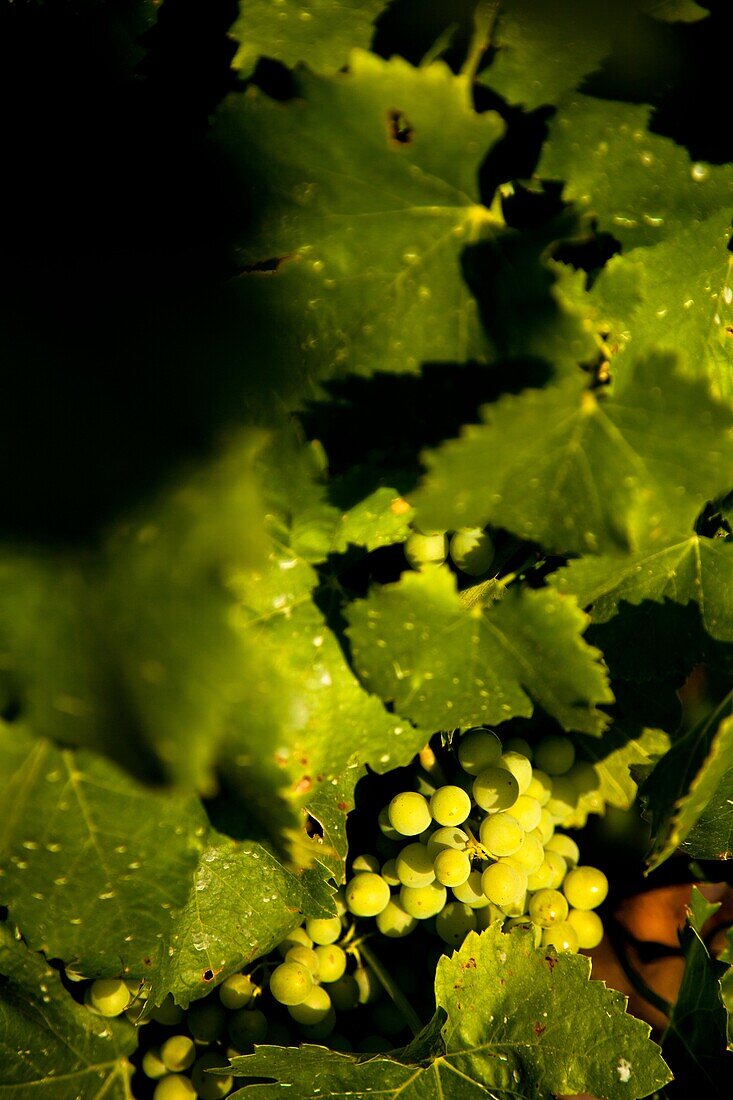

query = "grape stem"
[358,943,423,1037]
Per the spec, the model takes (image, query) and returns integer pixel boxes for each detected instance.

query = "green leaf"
[577,723,671,810]
[346,567,612,735]
[229,0,384,76]
[639,701,733,869]
[212,51,505,396]
[227,925,671,1098]
[413,352,733,555]
[0,930,136,1099]
[642,0,708,20]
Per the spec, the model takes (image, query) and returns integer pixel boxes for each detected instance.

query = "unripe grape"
[452,870,491,908]
[345,872,391,917]
[219,973,256,1010]
[376,898,418,938]
[457,728,502,775]
[305,916,342,945]
[534,736,575,776]
[186,998,227,1042]
[399,881,447,919]
[482,861,528,910]
[497,752,533,795]
[88,978,130,1018]
[541,922,579,953]
[434,848,471,887]
[285,945,320,974]
[528,851,567,892]
[371,1000,409,1037]
[509,831,544,875]
[528,889,569,928]
[269,961,314,1006]
[330,1033,354,1052]
[526,861,553,892]
[351,853,380,873]
[546,776,578,822]
[314,944,347,981]
[435,902,478,946]
[333,888,347,917]
[510,795,542,832]
[160,1034,196,1073]
[430,784,471,826]
[449,528,494,575]
[354,966,381,1005]
[326,974,360,1011]
[381,858,400,886]
[191,1052,233,1099]
[568,760,600,795]
[395,842,436,887]
[526,769,552,806]
[474,902,505,930]
[545,833,580,867]
[288,985,332,1026]
[479,812,523,857]
[298,1006,337,1041]
[142,1049,167,1080]
[359,1034,392,1053]
[378,806,402,840]
[567,908,604,949]
[388,792,432,836]
[473,766,519,813]
[404,531,448,569]
[150,994,184,1026]
[563,866,608,910]
[426,826,468,858]
[277,926,313,957]
[537,807,555,844]
[153,1077,196,1100]
[228,1008,268,1048]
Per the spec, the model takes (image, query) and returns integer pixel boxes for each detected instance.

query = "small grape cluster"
[404,526,494,576]
[342,729,608,955]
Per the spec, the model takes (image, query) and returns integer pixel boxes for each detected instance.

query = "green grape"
[474,902,505,930]
[567,908,604,949]
[537,807,555,844]
[376,898,418,938]
[526,769,552,806]
[330,1033,354,1052]
[405,530,448,569]
[563,866,608,910]
[277,926,313,957]
[399,881,447,919]
[88,978,130,1017]
[345,871,391,916]
[315,943,347,981]
[359,1034,392,1053]
[259,1021,292,1048]
[479,812,523,857]
[528,851,567,892]
[395,842,436,887]
[381,858,400,886]
[449,528,494,575]
[435,902,478,946]
[351,853,380,874]
[534,735,575,776]
[160,1035,196,1073]
[457,728,502,775]
[528,888,569,928]
[568,760,600,795]
[153,1077,196,1100]
[497,751,533,795]
[371,1000,409,1037]
[503,736,533,760]
[541,922,579,953]
[142,1049,167,1080]
[509,795,542,832]
[298,1006,337,1041]
[545,833,580,867]
[219,973,256,1010]
[526,860,553,892]
[288,985,332,1026]
[190,1052,233,1100]
[430,784,471,826]
[481,862,528,909]
[354,966,381,1005]
[388,792,432,836]
[546,776,578,823]
[150,994,184,1026]
[333,888,347,917]
[433,848,471,887]
[326,974,360,1011]
[508,831,544,874]
[305,916,342,945]
[378,806,402,840]
[269,961,314,1006]
[228,1007,268,1047]
[285,944,320,974]
[452,870,491,908]
[473,766,519,813]
[426,826,468,858]
[186,998,227,1042]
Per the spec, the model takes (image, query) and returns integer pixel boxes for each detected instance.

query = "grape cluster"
[342,729,608,955]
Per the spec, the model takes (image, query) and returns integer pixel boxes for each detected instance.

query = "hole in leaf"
[386,109,414,145]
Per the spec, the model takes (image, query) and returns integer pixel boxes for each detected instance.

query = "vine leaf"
[0,929,136,1099]
[412,352,733,555]
[225,925,671,1099]
[576,723,671,811]
[345,567,613,735]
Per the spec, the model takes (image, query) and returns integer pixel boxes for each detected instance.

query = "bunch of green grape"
[404,525,495,576]
[342,729,608,955]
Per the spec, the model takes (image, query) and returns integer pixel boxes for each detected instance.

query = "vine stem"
[359,942,423,1037]
[462,0,500,87]
[605,918,673,1019]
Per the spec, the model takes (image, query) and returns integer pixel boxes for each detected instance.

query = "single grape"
[399,881,447,919]
[160,1034,196,1073]
[567,908,604,949]
[258,1021,291,1047]
[186,998,227,1042]
[376,898,418,938]
[426,826,468,858]
[457,728,502,775]
[150,994,184,1026]
[326,973,360,1011]
[449,528,494,575]
[190,1052,233,1100]
[534,736,575,776]
[545,833,580,867]
[479,812,523,857]
[378,806,402,841]
[405,530,448,569]
[528,851,567,892]
[333,889,347,917]
[435,902,478,946]
[526,861,553,892]
[277,926,313,958]
[381,858,401,886]
[153,1077,196,1100]
[474,902,505,930]
[546,776,578,823]
[473,766,519,813]
[288,985,332,1026]
[388,792,432,836]
[88,978,130,1018]
[452,870,491,908]
[509,795,542,832]
[315,944,347,981]
[481,862,528,910]
[541,922,579,953]
[508,831,544,875]
[537,807,555,844]
[351,853,380,873]
[562,866,608,910]
[358,1034,392,1053]
[395,842,436,888]
[526,769,552,806]
[285,945,320,974]
[434,848,471,887]
[497,752,533,795]
[142,1049,167,1080]
[219,973,256,1010]
[568,760,600,795]
[298,1006,337,1041]
[228,1008,268,1047]
[528,889,569,928]
[345,872,391,917]
[354,966,381,1005]
[430,784,471,826]
[305,916,342,945]
[330,1033,354,1052]
[371,1000,409,1037]
[269,961,314,1006]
